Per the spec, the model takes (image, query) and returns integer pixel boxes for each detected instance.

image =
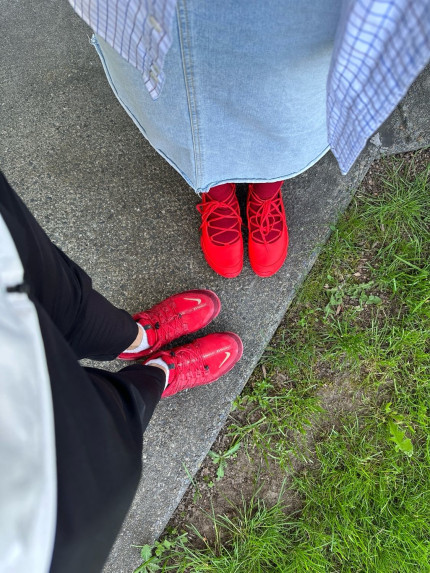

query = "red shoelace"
[247,188,285,244]
[197,188,242,246]
[162,342,208,391]
[136,299,186,347]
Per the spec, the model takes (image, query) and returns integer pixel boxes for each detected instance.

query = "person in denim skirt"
[70,0,430,277]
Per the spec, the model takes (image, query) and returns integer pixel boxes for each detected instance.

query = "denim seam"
[90,35,196,189]
[176,0,203,189]
[195,145,332,193]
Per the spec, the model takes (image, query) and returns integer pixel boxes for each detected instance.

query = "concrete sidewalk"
[1,2,429,572]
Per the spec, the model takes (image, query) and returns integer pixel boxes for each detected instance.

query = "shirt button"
[149,16,162,34]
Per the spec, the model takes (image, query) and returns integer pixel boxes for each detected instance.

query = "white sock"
[145,358,170,389]
[122,323,150,354]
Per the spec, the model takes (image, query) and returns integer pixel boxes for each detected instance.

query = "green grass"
[164,495,298,573]
[138,412,430,571]
[231,156,430,467]
[287,414,430,572]
[134,153,430,572]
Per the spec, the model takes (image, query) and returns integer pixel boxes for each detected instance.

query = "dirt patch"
[168,422,298,545]
[167,372,364,544]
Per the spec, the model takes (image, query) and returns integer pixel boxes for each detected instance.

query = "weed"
[230,155,430,469]
[208,441,241,481]
[133,532,188,573]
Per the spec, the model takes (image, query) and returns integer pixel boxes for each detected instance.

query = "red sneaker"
[118,289,221,360]
[144,332,243,398]
[196,184,243,278]
[247,184,289,277]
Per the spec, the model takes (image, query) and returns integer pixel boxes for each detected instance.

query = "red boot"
[197,184,243,278]
[247,184,288,277]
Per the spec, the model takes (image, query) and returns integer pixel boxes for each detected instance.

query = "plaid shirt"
[327,0,430,172]
[69,0,430,173]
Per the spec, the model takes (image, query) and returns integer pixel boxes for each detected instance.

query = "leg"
[251,180,284,199]
[30,302,165,573]
[0,171,242,572]
[0,172,138,359]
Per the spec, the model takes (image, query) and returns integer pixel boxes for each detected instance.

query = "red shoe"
[247,184,289,277]
[144,332,243,398]
[196,184,243,278]
[118,289,221,361]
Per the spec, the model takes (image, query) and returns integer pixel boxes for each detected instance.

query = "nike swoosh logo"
[184,297,202,305]
[219,352,231,368]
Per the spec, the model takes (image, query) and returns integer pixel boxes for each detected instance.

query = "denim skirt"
[92,0,342,192]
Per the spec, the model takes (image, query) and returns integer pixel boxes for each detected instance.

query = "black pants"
[0,172,165,573]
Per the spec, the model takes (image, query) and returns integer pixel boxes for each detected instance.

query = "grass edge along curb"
[134,152,430,572]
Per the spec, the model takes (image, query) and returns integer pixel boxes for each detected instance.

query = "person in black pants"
[0,171,242,573]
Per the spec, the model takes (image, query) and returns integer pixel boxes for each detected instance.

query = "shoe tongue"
[142,323,157,347]
[207,202,240,245]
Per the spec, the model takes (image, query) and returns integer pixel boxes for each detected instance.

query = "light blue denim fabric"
[93,0,342,192]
